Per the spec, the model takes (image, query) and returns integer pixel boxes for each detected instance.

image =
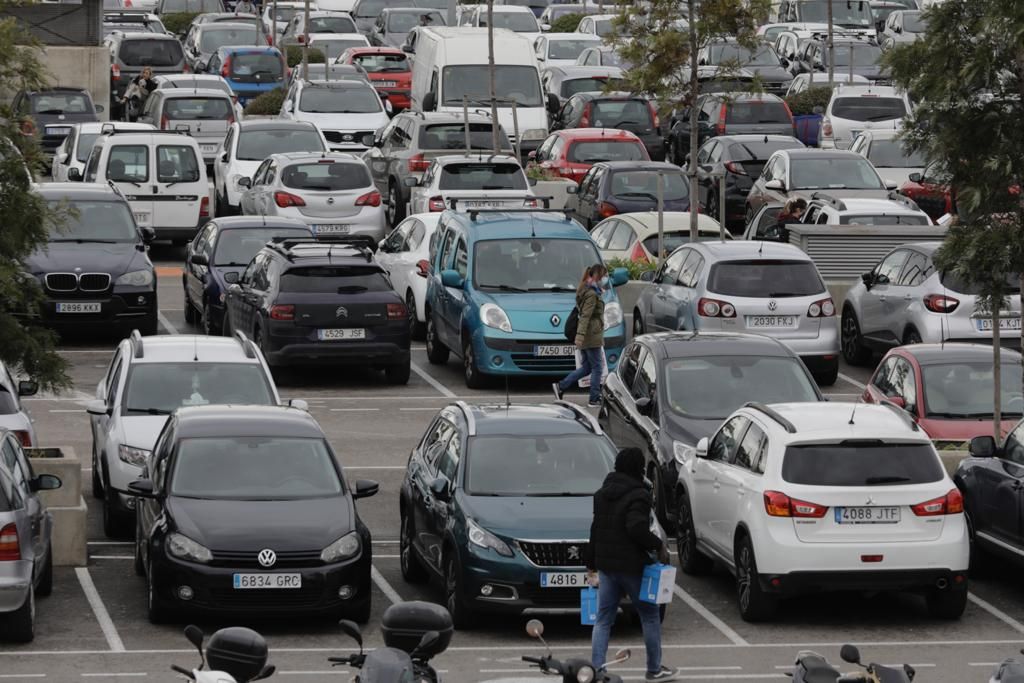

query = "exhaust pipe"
[936,578,949,589]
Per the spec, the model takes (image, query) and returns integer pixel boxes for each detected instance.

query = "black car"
[130,405,378,623]
[787,38,886,82]
[540,65,625,107]
[687,134,805,232]
[698,40,793,95]
[599,331,824,528]
[23,184,157,335]
[14,87,102,159]
[222,237,411,383]
[550,92,664,161]
[566,161,688,229]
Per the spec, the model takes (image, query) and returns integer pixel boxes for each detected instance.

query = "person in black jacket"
[584,447,676,681]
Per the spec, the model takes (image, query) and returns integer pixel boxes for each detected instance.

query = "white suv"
[86,331,295,537]
[674,401,968,621]
[820,84,912,150]
[800,193,932,226]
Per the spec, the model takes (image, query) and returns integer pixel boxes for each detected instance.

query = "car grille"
[207,586,327,609]
[45,272,110,292]
[80,273,111,291]
[209,549,324,569]
[511,355,576,372]
[323,130,372,145]
[519,541,588,567]
[46,273,78,292]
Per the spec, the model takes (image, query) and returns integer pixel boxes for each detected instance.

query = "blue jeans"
[558,347,603,403]
[591,570,662,674]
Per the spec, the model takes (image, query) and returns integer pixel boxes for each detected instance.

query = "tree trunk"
[687,0,699,242]
[487,0,500,154]
[993,302,1002,439]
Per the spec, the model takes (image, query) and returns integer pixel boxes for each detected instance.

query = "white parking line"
[88,541,132,546]
[81,675,147,678]
[672,585,749,646]
[328,408,379,412]
[969,592,1024,634]
[623,676,782,681]
[157,312,179,335]
[837,372,867,390]
[278,672,347,676]
[370,565,404,605]
[345,465,405,470]
[409,361,456,398]
[91,555,133,560]
[75,567,126,653]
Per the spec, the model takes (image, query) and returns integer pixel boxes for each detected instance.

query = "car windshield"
[592,18,613,35]
[200,26,258,52]
[903,13,926,32]
[310,15,358,32]
[171,437,342,500]
[610,170,688,201]
[707,259,825,297]
[548,39,595,61]
[474,238,601,291]
[567,140,646,163]
[438,163,527,190]
[486,11,539,31]
[589,99,651,127]
[665,356,818,419]
[796,0,873,26]
[442,65,543,107]
[165,97,233,120]
[214,227,310,266]
[781,442,943,486]
[237,128,324,160]
[709,44,780,67]
[280,266,391,292]
[420,123,512,151]
[465,434,615,495]
[840,214,930,225]
[725,100,790,124]
[230,53,284,81]
[120,39,183,66]
[282,161,371,191]
[300,86,381,113]
[921,361,1024,419]
[122,363,274,415]
[829,44,882,67]
[353,53,409,73]
[388,11,443,31]
[832,97,907,122]
[866,139,926,167]
[30,93,91,115]
[47,200,138,242]
[561,76,618,97]
[789,157,884,190]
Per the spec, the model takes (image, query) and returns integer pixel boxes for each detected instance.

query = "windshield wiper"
[526,492,586,497]
[214,261,249,267]
[125,407,171,415]
[528,285,574,292]
[865,475,911,485]
[50,238,120,243]
[478,283,528,292]
[616,191,658,200]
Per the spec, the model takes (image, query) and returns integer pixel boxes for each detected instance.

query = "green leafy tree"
[549,13,584,33]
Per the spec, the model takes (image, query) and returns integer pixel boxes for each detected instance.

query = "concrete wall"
[41,46,111,120]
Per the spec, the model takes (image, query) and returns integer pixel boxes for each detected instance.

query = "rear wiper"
[337,285,368,293]
[478,283,528,292]
[301,185,333,191]
[864,475,911,485]
[125,407,171,415]
[767,291,803,297]
[37,109,65,115]
[616,191,657,200]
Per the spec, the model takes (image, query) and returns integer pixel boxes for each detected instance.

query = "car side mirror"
[695,437,709,458]
[237,176,252,189]
[338,620,363,647]
[30,474,62,492]
[353,479,379,499]
[95,104,105,113]
[861,271,874,289]
[636,396,653,416]
[219,151,228,163]
[86,399,111,416]
[779,57,789,67]
[541,23,551,31]
[190,253,209,266]
[404,176,419,187]
[566,184,578,195]
[429,475,450,501]
[884,181,898,191]
[17,380,38,397]
[527,150,537,161]
[139,226,155,245]
[908,172,922,183]
[67,167,82,181]
[969,435,998,458]
[128,478,158,498]
[611,267,628,287]
[764,179,785,191]
[224,271,240,284]
[56,152,68,164]
[546,92,560,114]
[886,395,906,409]
[422,92,436,112]
[440,269,464,288]
[402,44,413,53]
[639,270,655,282]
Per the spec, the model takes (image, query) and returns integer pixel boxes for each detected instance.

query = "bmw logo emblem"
[550,314,561,327]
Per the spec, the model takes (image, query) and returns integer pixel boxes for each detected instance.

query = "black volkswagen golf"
[130,405,378,623]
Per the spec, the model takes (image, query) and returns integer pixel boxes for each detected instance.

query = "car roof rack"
[453,400,477,436]
[232,330,258,359]
[744,401,796,433]
[129,329,144,359]
[100,128,188,137]
[555,400,603,435]
[464,201,573,221]
[880,400,920,431]
[809,191,846,211]
[266,236,375,262]
[886,190,918,208]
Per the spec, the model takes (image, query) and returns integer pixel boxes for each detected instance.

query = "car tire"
[648,465,669,529]
[202,301,219,336]
[36,543,53,597]
[399,511,428,584]
[92,448,104,500]
[633,309,645,338]
[666,139,677,166]
[904,327,923,345]
[425,315,449,365]
[812,357,839,387]
[184,294,198,325]
[462,337,487,389]
[445,552,476,630]
[102,473,131,539]
[676,493,712,576]
[146,559,172,625]
[407,291,425,340]
[385,362,411,385]
[387,181,405,227]
[926,582,968,619]
[841,307,872,366]
[735,534,777,622]
[4,586,34,643]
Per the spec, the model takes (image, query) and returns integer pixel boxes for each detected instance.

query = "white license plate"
[975,317,1022,331]
[834,506,901,524]
[539,572,588,588]
[314,224,350,235]
[461,200,507,208]
[56,302,101,313]
[133,212,150,225]
[318,328,366,340]
[378,80,398,87]
[535,344,575,357]
[201,144,217,152]
[746,315,796,328]
[46,126,71,136]
[232,573,302,589]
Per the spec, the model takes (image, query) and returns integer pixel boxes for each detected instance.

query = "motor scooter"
[170,624,275,683]
[991,648,1024,683]
[516,618,630,683]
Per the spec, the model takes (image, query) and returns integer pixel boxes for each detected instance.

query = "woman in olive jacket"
[553,263,607,407]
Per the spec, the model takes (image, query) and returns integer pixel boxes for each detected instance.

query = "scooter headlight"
[576,665,595,683]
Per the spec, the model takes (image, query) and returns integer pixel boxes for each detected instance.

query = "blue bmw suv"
[423,209,629,388]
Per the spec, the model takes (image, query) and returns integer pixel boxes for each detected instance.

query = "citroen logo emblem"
[257,548,277,568]
[550,314,561,327]
[768,300,778,311]
[336,306,348,318]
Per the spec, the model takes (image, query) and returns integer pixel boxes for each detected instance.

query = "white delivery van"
[410,27,556,159]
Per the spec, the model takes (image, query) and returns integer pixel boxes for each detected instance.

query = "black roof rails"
[266,236,375,262]
[466,204,574,221]
[744,402,796,434]
[129,329,144,359]
[232,330,257,359]
[880,400,920,431]
[809,192,846,211]
[101,128,189,137]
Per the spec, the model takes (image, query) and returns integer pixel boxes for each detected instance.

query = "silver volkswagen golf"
[633,241,840,384]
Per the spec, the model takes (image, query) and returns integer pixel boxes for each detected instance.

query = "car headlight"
[673,440,693,466]
[115,269,154,287]
[118,444,151,467]
[603,301,623,330]
[166,533,212,563]
[576,665,596,683]
[321,531,361,563]
[480,303,512,333]
[520,128,547,141]
[467,518,513,557]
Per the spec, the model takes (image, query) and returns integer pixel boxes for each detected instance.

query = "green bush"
[607,257,657,280]
[284,45,326,68]
[244,87,286,116]
[549,13,584,33]
[785,85,832,116]
[161,12,200,36]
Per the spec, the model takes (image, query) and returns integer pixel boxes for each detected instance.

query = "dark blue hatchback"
[204,47,287,107]
[566,161,690,229]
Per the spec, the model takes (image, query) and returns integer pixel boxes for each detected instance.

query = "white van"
[410,27,556,159]
[83,130,209,245]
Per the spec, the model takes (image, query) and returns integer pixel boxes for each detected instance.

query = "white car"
[674,401,968,621]
[307,31,369,61]
[533,32,601,67]
[152,74,244,120]
[591,211,730,264]
[86,332,286,537]
[375,213,442,339]
[406,153,535,214]
[848,128,927,188]
[0,361,37,449]
[279,78,388,154]
[262,1,315,37]
[464,5,542,42]
[799,193,932,225]
[51,121,154,182]
[213,119,328,216]
[820,84,912,150]
[575,13,617,37]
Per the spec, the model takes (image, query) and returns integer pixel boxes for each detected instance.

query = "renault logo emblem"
[257,549,277,568]
[768,300,778,311]
[550,314,561,327]
[336,306,348,318]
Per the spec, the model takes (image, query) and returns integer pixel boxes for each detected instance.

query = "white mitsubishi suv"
[674,401,968,622]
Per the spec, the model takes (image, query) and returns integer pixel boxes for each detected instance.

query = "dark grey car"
[788,38,886,82]
[540,65,625,106]
[13,88,101,160]
[370,7,445,48]
[698,40,793,95]
[350,0,425,34]
[182,21,264,72]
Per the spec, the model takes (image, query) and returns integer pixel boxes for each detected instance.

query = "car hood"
[662,410,722,447]
[479,290,618,335]
[121,415,171,452]
[743,65,791,82]
[24,240,143,278]
[919,416,1020,443]
[168,496,354,551]
[462,493,593,539]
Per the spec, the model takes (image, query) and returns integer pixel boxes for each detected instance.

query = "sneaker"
[551,383,564,401]
[587,399,602,408]
[646,666,679,682]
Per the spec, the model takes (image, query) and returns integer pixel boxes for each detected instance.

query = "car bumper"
[918,314,1023,347]
[459,546,591,614]
[264,321,410,366]
[35,291,157,328]
[278,208,386,242]
[0,561,33,613]
[759,568,967,596]
[473,330,625,376]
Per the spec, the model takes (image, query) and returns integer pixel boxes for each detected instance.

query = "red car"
[527,128,649,184]
[338,47,411,111]
[901,161,1021,222]
[862,343,1022,448]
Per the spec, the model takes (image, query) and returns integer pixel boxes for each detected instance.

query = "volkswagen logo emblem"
[768,300,778,311]
[327,197,335,205]
[257,548,277,568]
[550,314,561,327]
[566,545,580,561]
[336,306,348,318]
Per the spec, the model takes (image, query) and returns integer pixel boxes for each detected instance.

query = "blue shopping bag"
[639,563,676,604]
[580,586,598,625]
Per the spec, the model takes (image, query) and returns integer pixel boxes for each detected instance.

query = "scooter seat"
[995,657,1024,682]
[798,655,840,683]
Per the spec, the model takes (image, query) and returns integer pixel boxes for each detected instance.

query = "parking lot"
[0,245,1021,682]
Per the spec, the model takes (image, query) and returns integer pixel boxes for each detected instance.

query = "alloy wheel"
[737,545,752,612]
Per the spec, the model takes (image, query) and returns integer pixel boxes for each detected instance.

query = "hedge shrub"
[244,87,286,116]
[161,12,200,36]
[607,256,657,280]
[785,85,832,116]
[284,45,326,68]
[549,13,584,33]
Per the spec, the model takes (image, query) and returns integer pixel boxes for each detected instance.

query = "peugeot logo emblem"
[768,300,778,311]
[566,545,580,561]
[336,306,348,318]
[257,548,277,568]
[327,197,335,205]
[550,314,561,327]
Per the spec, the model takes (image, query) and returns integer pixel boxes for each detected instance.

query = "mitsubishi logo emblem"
[550,314,561,327]
[567,545,580,561]
[865,497,875,506]
[257,548,277,568]
[336,306,348,318]
[768,300,778,311]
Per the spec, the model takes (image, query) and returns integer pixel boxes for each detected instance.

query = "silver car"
[0,429,61,643]
[0,362,37,449]
[841,242,1023,365]
[633,240,840,384]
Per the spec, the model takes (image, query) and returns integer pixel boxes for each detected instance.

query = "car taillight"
[428,196,446,211]
[0,523,20,561]
[297,34,304,43]
[387,302,408,320]
[160,114,169,130]
[806,297,835,318]
[274,191,305,208]
[111,63,121,80]
[630,240,649,263]
[912,489,963,516]
[408,153,430,173]
[12,430,30,447]
[265,33,273,45]
[924,293,959,313]
[524,197,538,208]
[199,196,210,218]
[716,104,727,135]
[598,201,617,218]
[647,101,660,130]
[270,304,295,320]
[221,55,232,78]
[697,297,736,318]
[724,161,746,175]
[580,103,591,127]
[822,116,833,138]
[763,491,828,518]
[182,63,191,74]
[355,190,381,207]
[782,98,795,130]
[415,259,430,278]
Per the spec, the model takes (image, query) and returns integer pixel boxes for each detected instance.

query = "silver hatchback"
[841,242,1023,365]
[633,241,840,384]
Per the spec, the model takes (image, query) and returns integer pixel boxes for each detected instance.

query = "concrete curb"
[27,446,87,567]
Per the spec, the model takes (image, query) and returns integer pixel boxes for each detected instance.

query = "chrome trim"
[45,272,78,292]
[555,400,603,435]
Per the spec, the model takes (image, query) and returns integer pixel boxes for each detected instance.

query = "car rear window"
[281,161,370,190]
[353,52,409,73]
[439,163,527,190]
[781,442,944,486]
[940,270,1019,295]
[31,93,91,115]
[230,53,284,81]
[313,39,368,61]
[310,15,358,32]
[589,99,652,127]
[707,259,825,297]
[725,100,791,124]
[200,26,259,52]
[641,229,728,255]
[567,140,646,163]
[237,128,324,161]
[831,97,907,122]
[388,11,443,32]
[839,214,930,225]
[548,39,595,61]
[119,39,184,66]
[165,97,233,120]
[420,123,510,151]
[609,170,688,201]
[280,266,391,292]
[160,0,222,12]
[562,77,622,98]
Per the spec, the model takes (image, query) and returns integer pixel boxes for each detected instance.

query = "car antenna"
[193,333,199,362]
[848,400,858,425]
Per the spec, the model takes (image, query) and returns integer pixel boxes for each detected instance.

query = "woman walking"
[553,263,607,407]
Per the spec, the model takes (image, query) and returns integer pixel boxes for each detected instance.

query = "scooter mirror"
[184,625,205,653]
[840,644,861,665]
[338,620,363,651]
[413,630,440,657]
[526,619,544,639]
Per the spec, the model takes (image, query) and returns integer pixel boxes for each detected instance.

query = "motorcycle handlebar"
[522,656,546,666]
[170,664,193,678]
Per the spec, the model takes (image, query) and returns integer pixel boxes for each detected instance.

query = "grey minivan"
[138,88,236,164]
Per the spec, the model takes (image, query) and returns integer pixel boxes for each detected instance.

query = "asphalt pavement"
[5,242,1024,683]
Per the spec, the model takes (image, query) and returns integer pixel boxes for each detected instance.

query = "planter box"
[27,446,87,567]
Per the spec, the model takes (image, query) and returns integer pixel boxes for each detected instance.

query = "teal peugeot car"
[423,209,629,388]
